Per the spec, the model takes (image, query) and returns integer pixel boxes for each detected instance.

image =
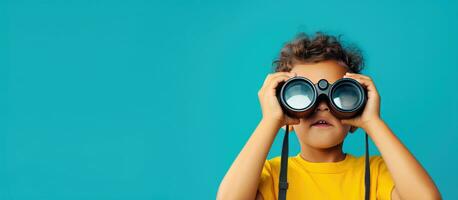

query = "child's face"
[289,60,352,149]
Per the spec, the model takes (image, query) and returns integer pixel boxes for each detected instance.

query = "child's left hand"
[340,72,382,131]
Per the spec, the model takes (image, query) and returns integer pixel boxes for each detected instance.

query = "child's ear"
[349,126,358,133]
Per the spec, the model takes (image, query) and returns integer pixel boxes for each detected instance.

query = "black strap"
[278,126,371,200]
[278,125,289,200]
[364,132,371,200]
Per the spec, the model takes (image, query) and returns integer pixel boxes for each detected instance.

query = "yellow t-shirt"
[258,153,395,200]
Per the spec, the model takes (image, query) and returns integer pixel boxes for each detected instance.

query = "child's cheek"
[299,118,312,126]
[297,118,315,130]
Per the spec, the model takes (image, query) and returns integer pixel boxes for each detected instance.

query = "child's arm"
[217,72,298,200]
[342,72,441,200]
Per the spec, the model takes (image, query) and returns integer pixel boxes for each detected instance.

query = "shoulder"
[267,156,282,164]
[263,156,286,170]
[352,155,394,183]
[369,155,389,172]
[260,155,293,176]
[351,154,387,168]
[260,156,281,173]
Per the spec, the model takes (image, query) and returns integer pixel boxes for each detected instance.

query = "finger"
[344,72,372,81]
[260,73,280,95]
[262,72,294,89]
[262,73,274,88]
[269,72,295,80]
[259,75,289,98]
[265,74,294,94]
[343,76,377,92]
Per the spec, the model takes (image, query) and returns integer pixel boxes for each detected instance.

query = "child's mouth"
[311,119,333,128]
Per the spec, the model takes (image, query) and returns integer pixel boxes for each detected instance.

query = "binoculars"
[276,76,368,119]
[275,76,371,200]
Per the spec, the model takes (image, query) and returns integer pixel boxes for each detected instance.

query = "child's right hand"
[258,72,300,128]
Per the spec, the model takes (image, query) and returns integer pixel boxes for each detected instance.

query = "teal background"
[2,0,457,199]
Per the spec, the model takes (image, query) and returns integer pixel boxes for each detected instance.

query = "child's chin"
[309,141,342,149]
[307,135,345,149]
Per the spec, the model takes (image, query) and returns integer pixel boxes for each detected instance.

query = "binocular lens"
[283,81,314,110]
[331,83,362,110]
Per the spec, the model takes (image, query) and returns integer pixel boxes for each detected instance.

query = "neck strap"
[278,125,371,200]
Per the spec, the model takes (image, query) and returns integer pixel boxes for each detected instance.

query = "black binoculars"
[276,76,368,119]
[275,76,371,200]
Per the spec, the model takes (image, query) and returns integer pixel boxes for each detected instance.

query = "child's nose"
[314,100,330,112]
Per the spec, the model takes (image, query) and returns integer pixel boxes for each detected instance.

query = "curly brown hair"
[272,32,364,73]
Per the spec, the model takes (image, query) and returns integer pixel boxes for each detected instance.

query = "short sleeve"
[258,160,276,200]
[374,156,395,200]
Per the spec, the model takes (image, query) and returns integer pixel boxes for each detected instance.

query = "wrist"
[362,117,385,135]
[260,117,283,130]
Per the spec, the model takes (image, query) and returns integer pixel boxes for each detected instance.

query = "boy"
[217,32,441,200]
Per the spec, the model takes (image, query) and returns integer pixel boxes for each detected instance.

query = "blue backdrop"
[2,0,457,199]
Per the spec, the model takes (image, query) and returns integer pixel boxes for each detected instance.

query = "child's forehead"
[290,60,348,84]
